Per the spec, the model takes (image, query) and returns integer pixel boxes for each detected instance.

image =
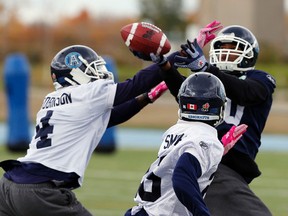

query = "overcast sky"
[1,0,200,25]
[1,0,287,25]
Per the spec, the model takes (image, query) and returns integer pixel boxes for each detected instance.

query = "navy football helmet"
[209,25,259,73]
[178,72,226,127]
[50,45,114,90]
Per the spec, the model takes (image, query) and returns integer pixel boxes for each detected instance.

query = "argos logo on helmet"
[65,52,83,69]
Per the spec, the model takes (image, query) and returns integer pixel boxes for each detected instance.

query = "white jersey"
[18,79,116,186]
[131,120,224,216]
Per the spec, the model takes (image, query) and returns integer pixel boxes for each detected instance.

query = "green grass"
[0,146,287,216]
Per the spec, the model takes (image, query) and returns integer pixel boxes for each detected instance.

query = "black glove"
[130,49,151,61]
[150,53,168,66]
[174,39,209,72]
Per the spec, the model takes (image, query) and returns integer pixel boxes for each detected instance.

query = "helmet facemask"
[209,25,259,73]
[80,55,114,81]
[63,55,114,88]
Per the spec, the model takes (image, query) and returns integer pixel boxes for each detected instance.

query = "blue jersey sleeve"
[247,70,276,96]
[114,64,162,106]
[108,98,144,127]
[172,152,210,216]
[208,66,276,106]
[109,63,162,127]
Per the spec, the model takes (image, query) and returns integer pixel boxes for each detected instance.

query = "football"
[120,22,171,56]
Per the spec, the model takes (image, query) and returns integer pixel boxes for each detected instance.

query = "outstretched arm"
[150,20,223,99]
[149,52,186,100]
[207,66,270,106]
[114,64,163,106]
[108,82,168,127]
[158,60,185,99]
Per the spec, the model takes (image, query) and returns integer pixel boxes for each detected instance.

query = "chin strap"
[70,68,91,84]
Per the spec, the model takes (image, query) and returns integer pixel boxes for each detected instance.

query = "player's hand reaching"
[130,49,152,61]
[196,20,223,48]
[150,53,168,66]
[174,39,209,72]
[129,49,169,67]
[147,81,168,103]
[221,124,248,155]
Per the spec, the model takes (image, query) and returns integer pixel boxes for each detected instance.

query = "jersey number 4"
[35,110,54,149]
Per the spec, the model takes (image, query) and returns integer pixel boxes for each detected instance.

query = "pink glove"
[221,124,248,155]
[148,81,168,103]
[196,20,223,48]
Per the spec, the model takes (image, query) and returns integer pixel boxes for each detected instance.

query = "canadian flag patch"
[185,103,197,110]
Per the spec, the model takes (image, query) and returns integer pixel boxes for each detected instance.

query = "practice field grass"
[0,146,287,216]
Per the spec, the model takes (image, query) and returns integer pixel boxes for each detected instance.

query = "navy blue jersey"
[217,70,276,159]
[159,60,276,182]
